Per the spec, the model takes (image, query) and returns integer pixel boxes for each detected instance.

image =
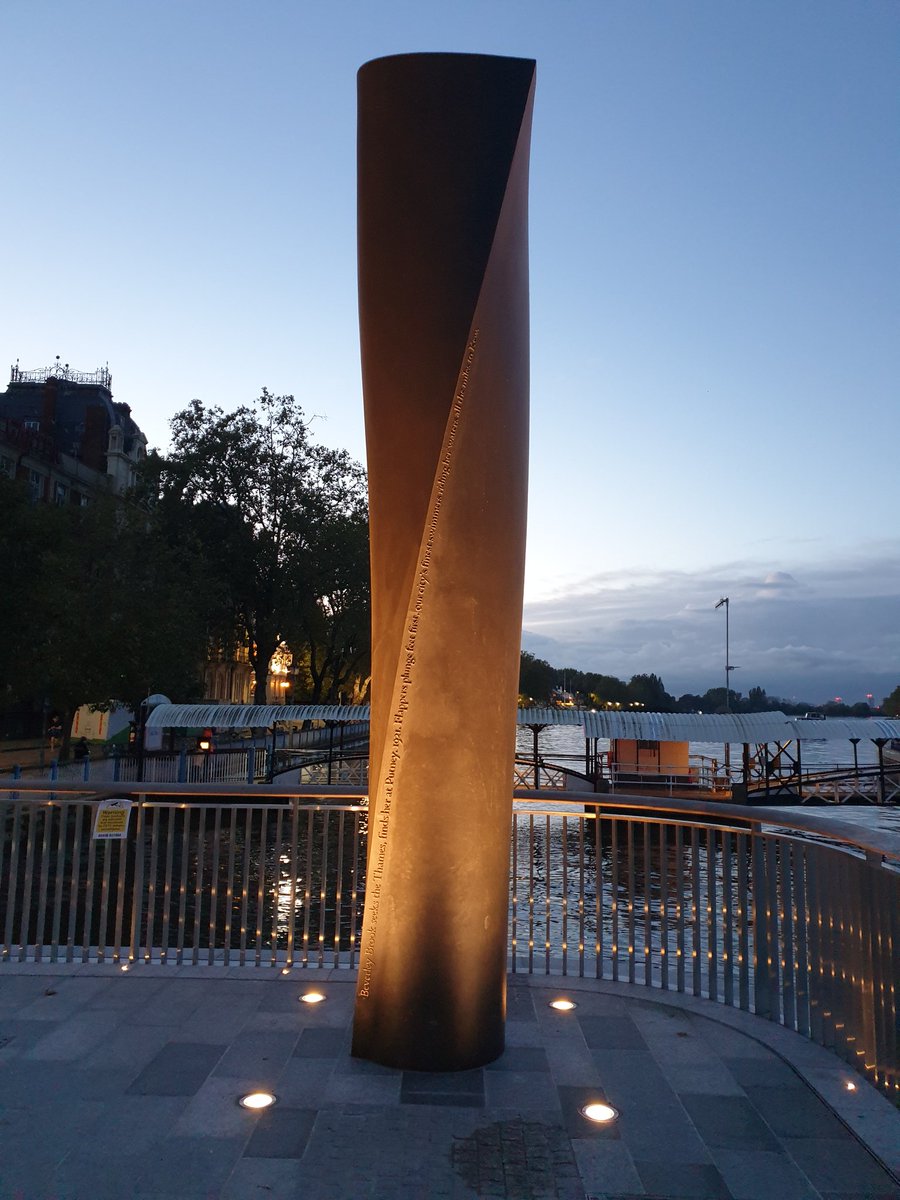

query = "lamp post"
[715,597,732,713]
[715,596,739,778]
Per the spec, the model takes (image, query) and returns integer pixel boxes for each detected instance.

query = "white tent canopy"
[145,703,900,743]
[145,703,370,729]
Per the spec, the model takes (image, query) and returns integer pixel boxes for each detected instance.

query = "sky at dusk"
[3,1,898,704]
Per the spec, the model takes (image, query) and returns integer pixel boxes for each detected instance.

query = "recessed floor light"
[239,1091,277,1110]
[549,999,577,1011]
[845,1081,857,1091]
[581,1101,618,1124]
[300,991,326,1004]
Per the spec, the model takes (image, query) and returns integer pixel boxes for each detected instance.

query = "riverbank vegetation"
[518,651,888,717]
[1,392,370,744]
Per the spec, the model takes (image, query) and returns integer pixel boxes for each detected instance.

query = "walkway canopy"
[146,704,900,743]
[145,703,370,729]
[519,708,900,743]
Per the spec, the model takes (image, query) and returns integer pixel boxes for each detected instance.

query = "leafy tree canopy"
[0,478,207,743]
[153,391,369,703]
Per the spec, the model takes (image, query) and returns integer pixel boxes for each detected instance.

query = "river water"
[515,722,900,841]
[3,723,894,964]
[510,722,898,977]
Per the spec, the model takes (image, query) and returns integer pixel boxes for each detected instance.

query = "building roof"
[145,703,370,728]
[145,703,900,742]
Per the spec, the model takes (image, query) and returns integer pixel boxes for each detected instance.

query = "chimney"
[41,377,59,436]
[81,404,108,471]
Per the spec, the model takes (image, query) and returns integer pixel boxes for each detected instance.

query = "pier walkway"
[0,963,897,1200]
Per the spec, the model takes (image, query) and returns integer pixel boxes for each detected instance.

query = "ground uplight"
[300,991,326,1004]
[549,999,577,1011]
[239,1092,277,1110]
[580,1102,618,1124]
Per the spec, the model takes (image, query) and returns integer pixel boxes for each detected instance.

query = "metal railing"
[0,783,897,1096]
[10,363,112,389]
[273,751,368,786]
[6,748,271,786]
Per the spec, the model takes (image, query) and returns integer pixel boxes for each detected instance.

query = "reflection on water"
[511,810,754,979]
[0,802,368,962]
[2,790,893,981]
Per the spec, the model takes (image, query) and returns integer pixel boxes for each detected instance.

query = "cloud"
[755,570,799,595]
[521,543,900,703]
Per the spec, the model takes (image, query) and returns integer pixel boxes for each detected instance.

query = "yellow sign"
[92,799,133,840]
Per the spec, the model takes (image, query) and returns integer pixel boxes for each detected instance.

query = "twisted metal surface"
[352,52,536,1069]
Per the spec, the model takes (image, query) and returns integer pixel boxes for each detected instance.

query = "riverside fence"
[0,784,897,1097]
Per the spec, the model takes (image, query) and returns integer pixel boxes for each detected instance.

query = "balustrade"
[0,785,896,1095]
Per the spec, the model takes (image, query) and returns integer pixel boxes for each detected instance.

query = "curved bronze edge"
[352,52,535,1071]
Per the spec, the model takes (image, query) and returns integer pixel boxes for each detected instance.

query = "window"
[54,481,68,505]
[28,469,45,501]
[0,456,12,478]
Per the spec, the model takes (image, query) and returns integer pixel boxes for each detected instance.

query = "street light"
[715,597,740,777]
[714,597,738,714]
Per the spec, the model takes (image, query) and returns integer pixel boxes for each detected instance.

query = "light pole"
[715,597,731,711]
[715,596,736,778]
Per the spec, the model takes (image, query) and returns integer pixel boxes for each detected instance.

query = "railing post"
[178,748,187,783]
[50,759,58,782]
[751,836,771,1019]
[247,745,256,784]
[12,764,20,780]
[129,802,146,964]
[113,747,121,782]
[82,757,90,783]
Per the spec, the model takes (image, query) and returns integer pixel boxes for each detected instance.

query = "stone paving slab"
[0,964,896,1200]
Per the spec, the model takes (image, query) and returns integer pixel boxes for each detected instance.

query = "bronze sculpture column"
[352,52,535,1071]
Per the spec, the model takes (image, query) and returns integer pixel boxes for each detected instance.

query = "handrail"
[3,779,898,863]
[520,788,900,864]
[1,784,896,1094]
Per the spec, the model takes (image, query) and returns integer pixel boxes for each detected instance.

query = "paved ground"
[0,965,897,1200]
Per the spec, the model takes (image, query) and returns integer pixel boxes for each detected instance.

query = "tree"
[586,673,628,705]
[156,392,369,703]
[882,687,900,718]
[286,507,371,702]
[699,686,744,713]
[747,686,769,711]
[518,652,557,704]
[627,673,674,711]
[0,479,209,746]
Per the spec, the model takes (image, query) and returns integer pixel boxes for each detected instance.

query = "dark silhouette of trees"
[626,673,674,710]
[0,479,207,744]
[154,391,369,704]
[518,652,557,703]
